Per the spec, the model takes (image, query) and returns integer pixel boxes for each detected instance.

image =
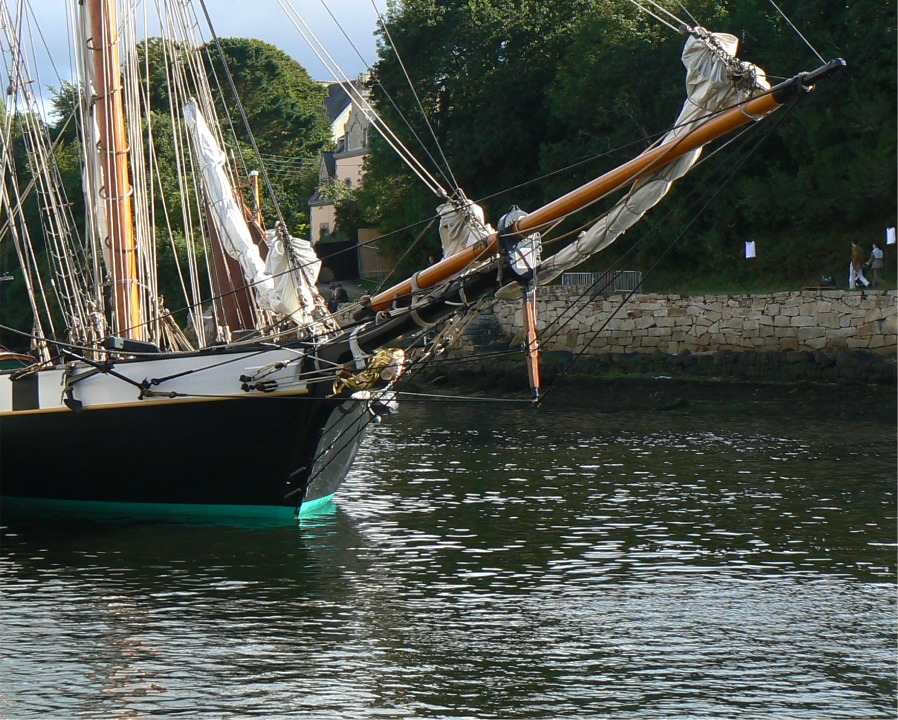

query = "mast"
[367,60,844,314]
[87,0,143,341]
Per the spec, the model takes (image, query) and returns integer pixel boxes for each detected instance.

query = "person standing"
[328,284,339,312]
[849,240,870,289]
[866,242,885,288]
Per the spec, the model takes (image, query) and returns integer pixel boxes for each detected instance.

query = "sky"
[15,0,387,116]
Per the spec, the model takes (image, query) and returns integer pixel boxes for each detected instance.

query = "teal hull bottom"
[1,493,337,527]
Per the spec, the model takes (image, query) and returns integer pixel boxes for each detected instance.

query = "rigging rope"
[196,0,285,225]
[276,0,448,199]
[620,0,686,35]
[536,102,798,404]
[309,0,459,197]
[766,0,826,64]
[369,0,460,195]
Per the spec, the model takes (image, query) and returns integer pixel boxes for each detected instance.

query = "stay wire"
[766,0,826,64]
[532,121,762,350]
[313,0,457,197]
[277,0,446,198]
[370,0,460,195]
[538,101,798,404]
[620,0,685,35]
[299,322,531,496]
[674,2,699,28]
[298,293,525,492]
[288,86,785,364]
[79,206,446,348]
[196,0,284,226]
[411,100,789,379]
[524,119,772,369]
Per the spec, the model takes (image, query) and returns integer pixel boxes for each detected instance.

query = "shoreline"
[407,363,897,425]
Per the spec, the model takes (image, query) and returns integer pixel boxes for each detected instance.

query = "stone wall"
[446,289,896,384]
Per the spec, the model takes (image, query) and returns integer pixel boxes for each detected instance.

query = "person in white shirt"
[865,242,885,288]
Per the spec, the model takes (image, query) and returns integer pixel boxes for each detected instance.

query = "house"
[309,75,392,282]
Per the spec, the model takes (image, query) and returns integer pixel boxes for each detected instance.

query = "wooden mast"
[88,0,142,340]
[367,60,844,314]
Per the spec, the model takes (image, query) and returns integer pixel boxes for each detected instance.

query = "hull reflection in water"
[1,381,894,719]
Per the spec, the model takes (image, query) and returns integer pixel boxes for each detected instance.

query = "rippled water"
[1,382,895,719]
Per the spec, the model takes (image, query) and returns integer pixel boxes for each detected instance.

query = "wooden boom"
[368,59,844,313]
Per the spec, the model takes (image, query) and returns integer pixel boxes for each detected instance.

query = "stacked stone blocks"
[459,289,897,358]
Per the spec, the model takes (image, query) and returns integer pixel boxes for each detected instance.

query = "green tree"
[358,0,596,273]
[203,34,331,236]
[358,0,896,288]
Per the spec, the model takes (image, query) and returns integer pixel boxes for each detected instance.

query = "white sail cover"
[437,193,494,258]
[262,228,323,323]
[538,31,770,284]
[184,99,321,327]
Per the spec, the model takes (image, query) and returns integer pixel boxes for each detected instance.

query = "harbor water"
[1,380,895,719]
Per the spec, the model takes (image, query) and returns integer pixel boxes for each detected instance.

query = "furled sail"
[537,31,770,284]
[261,227,324,326]
[437,193,494,258]
[183,99,323,330]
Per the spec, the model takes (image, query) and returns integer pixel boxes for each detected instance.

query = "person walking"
[865,242,885,288]
[849,240,870,289]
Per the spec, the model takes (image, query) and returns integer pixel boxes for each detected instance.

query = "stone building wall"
[441,289,896,384]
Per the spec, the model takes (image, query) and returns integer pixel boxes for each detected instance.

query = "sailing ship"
[0,1,842,515]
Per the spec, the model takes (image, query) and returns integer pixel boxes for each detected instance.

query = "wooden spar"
[367,63,842,314]
[88,0,142,340]
[249,171,262,227]
[522,284,540,403]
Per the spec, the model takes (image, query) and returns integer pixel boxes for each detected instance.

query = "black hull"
[0,255,501,512]
[0,395,368,508]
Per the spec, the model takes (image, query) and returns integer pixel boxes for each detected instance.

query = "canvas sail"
[183,99,323,330]
[537,31,770,283]
[437,194,493,258]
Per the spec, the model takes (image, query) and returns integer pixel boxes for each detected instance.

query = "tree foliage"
[141,36,331,234]
[357,0,896,286]
[2,37,332,347]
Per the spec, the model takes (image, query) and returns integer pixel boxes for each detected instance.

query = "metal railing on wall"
[560,270,643,294]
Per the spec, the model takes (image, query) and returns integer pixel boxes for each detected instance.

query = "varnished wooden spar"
[522,284,540,401]
[368,60,844,314]
[88,0,142,340]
